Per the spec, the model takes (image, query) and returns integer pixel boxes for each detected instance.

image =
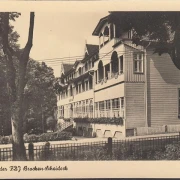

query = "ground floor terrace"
[57,97,125,119]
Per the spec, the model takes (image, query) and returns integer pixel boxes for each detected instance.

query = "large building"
[57,12,180,137]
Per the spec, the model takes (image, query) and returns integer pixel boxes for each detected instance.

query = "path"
[0,132,179,149]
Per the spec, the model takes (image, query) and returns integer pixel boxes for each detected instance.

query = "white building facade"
[57,13,180,138]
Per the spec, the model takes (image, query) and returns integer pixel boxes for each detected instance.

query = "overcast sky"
[12,11,108,77]
[9,0,173,77]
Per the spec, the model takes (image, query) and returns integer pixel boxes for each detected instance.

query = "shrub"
[24,134,39,143]
[28,128,43,135]
[23,131,72,143]
[0,136,11,144]
[153,142,180,160]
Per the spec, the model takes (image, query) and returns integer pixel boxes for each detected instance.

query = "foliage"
[0,57,57,135]
[23,131,72,143]
[53,77,63,95]
[109,12,180,70]
[74,117,123,125]
[46,116,57,132]
[0,136,12,144]
[0,14,20,136]
[27,127,43,135]
[24,60,57,133]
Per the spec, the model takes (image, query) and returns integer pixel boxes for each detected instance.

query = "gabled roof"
[63,63,74,75]
[86,44,99,56]
[81,44,99,63]
[62,60,81,77]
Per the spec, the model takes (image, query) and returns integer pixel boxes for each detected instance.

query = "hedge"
[0,131,72,144]
[23,131,72,143]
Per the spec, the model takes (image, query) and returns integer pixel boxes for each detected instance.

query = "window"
[99,101,105,111]
[95,102,98,110]
[120,55,123,73]
[111,51,119,74]
[106,100,111,110]
[95,71,97,84]
[112,98,120,109]
[78,84,81,93]
[82,101,85,114]
[89,100,93,117]
[134,53,144,73]
[121,97,124,109]
[98,61,104,82]
[85,81,88,91]
[85,100,89,114]
[82,81,85,92]
[70,85,73,96]
[89,77,93,89]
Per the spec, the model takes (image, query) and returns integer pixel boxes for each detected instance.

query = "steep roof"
[63,63,74,74]
[86,44,99,56]
[81,44,99,63]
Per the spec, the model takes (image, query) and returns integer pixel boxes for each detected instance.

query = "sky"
[10,0,174,77]
[12,10,108,77]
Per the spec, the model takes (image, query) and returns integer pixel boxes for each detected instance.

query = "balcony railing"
[96,71,123,85]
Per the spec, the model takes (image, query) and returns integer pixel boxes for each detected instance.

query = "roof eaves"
[92,15,109,36]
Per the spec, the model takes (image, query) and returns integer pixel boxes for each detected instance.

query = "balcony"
[99,38,122,55]
[95,72,124,91]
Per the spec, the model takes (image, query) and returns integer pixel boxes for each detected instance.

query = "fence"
[1,133,180,161]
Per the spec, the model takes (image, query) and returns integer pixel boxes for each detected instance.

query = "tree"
[24,60,57,134]
[109,12,180,70]
[46,116,57,132]
[1,12,35,160]
[0,57,11,136]
[0,58,57,136]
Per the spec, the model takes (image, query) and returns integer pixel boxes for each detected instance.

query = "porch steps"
[58,121,73,132]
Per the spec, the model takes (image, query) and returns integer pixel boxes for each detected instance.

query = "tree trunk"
[2,12,35,161]
[11,95,27,160]
[11,115,26,160]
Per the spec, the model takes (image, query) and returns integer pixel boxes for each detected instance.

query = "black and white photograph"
[1,0,180,178]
